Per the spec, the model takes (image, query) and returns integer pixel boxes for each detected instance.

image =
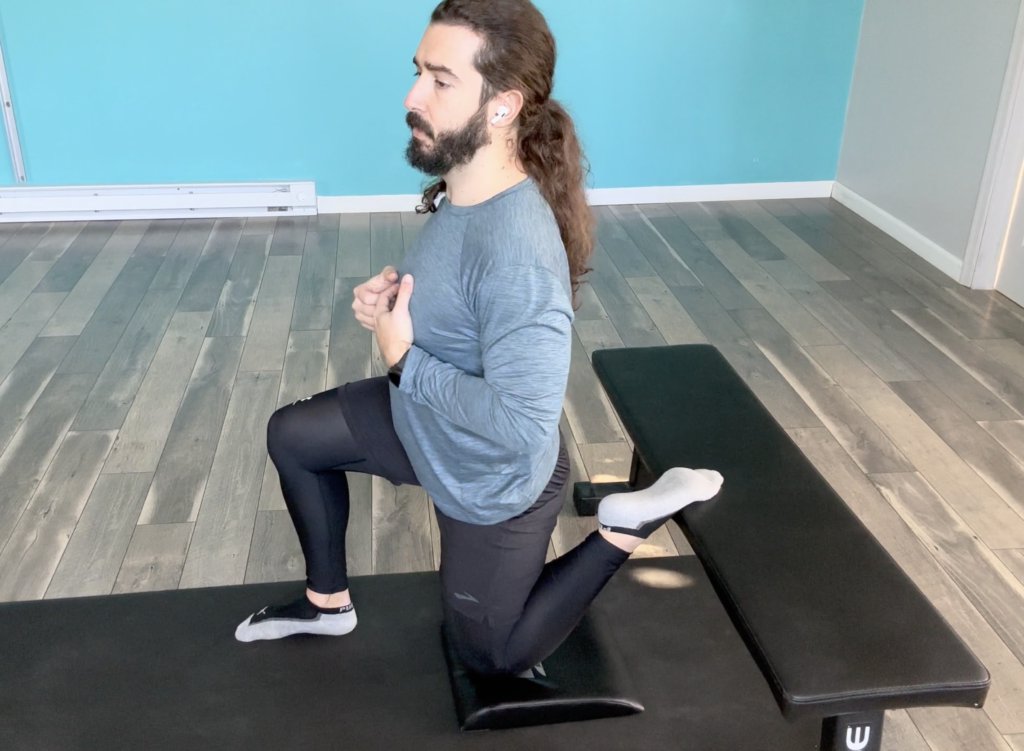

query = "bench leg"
[572,448,654,517]
[820,711,884,751]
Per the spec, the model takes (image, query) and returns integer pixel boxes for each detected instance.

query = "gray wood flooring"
[1,201,1023,749]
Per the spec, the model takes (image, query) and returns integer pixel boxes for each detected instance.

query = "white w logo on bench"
[846,725,871,750]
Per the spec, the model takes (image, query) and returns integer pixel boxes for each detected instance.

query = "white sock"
[234,596,358,642]
[598,467,723,538]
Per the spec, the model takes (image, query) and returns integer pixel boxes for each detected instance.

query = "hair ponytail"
[518,97,592,306]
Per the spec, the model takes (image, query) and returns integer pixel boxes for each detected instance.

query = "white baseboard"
[0,181,317,222]
[317,194,423,213]
[587,180,835,205]
[1,179,837,221]
[317,180,836,214]
[831,182,964,281]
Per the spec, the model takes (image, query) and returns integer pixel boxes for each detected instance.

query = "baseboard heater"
[0,181,317,222]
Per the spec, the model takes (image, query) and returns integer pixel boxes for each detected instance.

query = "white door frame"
[962,0,1024,289]
[0,33,26,182]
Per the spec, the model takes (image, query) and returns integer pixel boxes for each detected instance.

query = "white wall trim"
[317,180,835,214]
[832,182,964,280]
[317,194,423,213]
[0,181,317,222]
[588,181,834,205]
[962,0,1024,289]
[3,179,835,221]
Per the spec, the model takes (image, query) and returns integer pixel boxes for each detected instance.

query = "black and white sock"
[598,467,724,539]
[235,596,357,642]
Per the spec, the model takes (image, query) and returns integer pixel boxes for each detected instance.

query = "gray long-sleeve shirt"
[392,178,574,524]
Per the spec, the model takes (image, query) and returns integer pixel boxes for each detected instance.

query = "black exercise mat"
[0,557,820,750]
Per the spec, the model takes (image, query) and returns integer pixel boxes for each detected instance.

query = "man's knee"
[454,637,513,676]
[446,608,521,676]
[266,404,298,461]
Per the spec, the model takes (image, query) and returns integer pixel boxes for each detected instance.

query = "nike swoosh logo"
[453,592,479,603]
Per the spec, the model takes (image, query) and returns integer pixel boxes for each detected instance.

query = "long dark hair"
[417,0,593,305]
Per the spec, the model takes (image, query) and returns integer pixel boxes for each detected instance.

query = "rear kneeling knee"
[452,631,528,676]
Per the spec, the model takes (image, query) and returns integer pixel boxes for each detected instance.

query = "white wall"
[836,0,1023,263]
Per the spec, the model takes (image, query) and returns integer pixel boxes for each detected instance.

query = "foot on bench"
[235,595,358,642]
[598,467,723,538]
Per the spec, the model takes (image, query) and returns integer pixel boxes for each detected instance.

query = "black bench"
[0,344,989,750]
[575,344,990,750]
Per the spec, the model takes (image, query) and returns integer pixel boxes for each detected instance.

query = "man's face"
[404,23,492,176]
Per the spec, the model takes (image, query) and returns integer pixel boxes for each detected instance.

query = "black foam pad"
[1,557,825,750]
[591,344,990,719]
[442,609,643,730]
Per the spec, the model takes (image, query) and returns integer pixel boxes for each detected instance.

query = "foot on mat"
[598,467,723,539]
[235,596,357,642]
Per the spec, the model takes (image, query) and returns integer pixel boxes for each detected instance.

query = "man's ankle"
[598,528,643,554]
[306,588,352,609]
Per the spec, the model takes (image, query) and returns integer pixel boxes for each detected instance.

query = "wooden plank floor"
[1,201,1024,748]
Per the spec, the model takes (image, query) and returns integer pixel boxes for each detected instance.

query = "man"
[235,0,722,676]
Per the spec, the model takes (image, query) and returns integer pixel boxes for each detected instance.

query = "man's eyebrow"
[413,57,460,81]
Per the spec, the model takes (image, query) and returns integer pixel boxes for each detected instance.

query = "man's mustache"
[406,111,435,139]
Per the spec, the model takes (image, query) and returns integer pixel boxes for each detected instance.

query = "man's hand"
[352,266,399,331]
[374,274,415,367]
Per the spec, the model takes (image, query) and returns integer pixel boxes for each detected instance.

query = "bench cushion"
[592,344,990,719]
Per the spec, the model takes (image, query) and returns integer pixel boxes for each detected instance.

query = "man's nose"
[404,77,429,114]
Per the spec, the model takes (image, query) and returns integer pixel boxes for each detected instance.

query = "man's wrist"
[387,349,410,387]
[386,343,412,369]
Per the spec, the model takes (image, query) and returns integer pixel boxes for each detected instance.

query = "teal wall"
[0,0,864,194]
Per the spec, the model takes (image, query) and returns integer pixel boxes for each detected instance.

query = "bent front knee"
[266,405,297,462]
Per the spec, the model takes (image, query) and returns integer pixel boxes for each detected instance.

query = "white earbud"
[490,105,510,124]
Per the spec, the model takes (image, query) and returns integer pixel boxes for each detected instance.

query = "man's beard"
[404,106,491,177]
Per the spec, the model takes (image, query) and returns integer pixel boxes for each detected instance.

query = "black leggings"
[266,377,630,675]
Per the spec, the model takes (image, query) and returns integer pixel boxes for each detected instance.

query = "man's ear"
[490,90,525,126]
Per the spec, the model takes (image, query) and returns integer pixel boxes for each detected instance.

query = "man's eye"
[436,80,450,90]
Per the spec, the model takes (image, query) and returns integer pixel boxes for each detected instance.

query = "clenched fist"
[374,274,415,367]
[352,266,399,331]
